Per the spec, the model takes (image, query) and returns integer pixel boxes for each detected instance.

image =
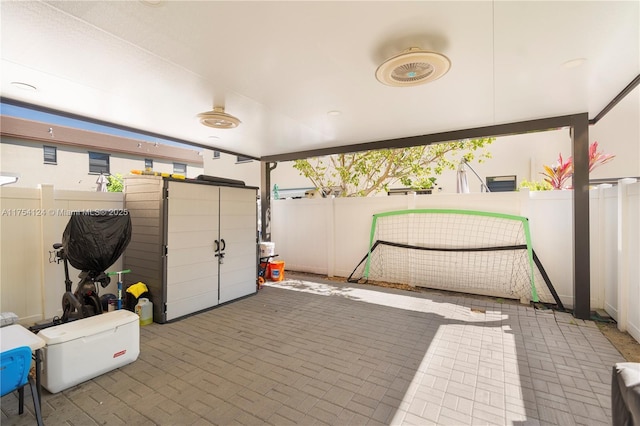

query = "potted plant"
[531,141,615,190]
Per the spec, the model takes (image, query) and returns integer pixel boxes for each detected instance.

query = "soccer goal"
[347,209,563,308]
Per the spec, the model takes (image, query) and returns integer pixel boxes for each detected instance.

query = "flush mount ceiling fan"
[197,106,241,129]
[375,47,451,87]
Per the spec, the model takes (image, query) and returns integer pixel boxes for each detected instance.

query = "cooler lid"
[37,310,139,345]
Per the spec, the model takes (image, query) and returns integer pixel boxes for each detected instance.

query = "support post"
[260,161,277,241]
[571,113,590,319]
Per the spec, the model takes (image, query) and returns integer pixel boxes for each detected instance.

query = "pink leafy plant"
[541,141,615,190]
[542,153,573,190]
[588,141,615,172]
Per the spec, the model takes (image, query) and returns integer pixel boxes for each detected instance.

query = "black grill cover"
[62,211,132,272]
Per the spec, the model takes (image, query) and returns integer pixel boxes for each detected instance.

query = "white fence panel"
[3,181,638,342]
[588,188,607,312]
[271,187,639,344]
[628,183,639,342]
[599,186,619,320]
[617,180,640,342]
[413,191,524,215]
[1,187,44,324]
[519,190,574,307]
[0,185,124,324]
[271,198,331,275]
[333,195,409,278]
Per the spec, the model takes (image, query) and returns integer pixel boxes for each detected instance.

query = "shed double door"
[164,181,257,321]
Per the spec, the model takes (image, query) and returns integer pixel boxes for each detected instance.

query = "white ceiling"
[1,1,638,160]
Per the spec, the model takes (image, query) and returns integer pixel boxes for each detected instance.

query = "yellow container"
[135,298,153,326]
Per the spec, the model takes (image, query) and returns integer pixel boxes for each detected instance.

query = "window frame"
[88,151,110,174]
[236,155,253,163]
[145,158,153,170]
[43,145,57,164]
[173,162,187,174]
[486,175,517,192]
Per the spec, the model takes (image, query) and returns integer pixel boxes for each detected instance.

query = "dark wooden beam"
[261,115,576,162]
[571,113,591,319]
[260,162,277,242]
[590,74,640,125]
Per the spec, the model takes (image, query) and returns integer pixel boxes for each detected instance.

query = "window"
[145,158,153,170]
[486,175,517,192]
[173,163,186,174]
[387,188,432,196]
[89,152,110,174]
[43,146,57,164]
[236,155,252,163]
[213,150,221,159]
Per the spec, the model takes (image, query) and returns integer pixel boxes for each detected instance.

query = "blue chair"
[1,346,44,426]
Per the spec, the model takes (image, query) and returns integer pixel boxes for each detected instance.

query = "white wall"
[1,138,204,190]
[202,149,261,187]
[590,85,640,179]
[270,160,317,192]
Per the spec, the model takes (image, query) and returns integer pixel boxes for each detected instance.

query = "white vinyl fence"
[272,181,640,343]
[0,184,125,325]
[2,181,638,343]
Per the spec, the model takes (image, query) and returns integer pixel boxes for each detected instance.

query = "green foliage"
[519,179,552,191]
[107,173,124,192]
[293,138,494,197]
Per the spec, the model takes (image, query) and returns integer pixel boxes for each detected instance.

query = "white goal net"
[348,209,562,306]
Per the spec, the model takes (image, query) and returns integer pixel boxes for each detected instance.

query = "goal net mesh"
[347,209,561,305]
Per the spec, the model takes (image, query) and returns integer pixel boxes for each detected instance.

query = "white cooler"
[37,310,140,393]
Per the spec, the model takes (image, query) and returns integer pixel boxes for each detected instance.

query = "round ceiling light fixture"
[11,81,37,91]
[139,0,164,7]
[197,106,241,129]
[375,47,451,87]
[562,58,587,69]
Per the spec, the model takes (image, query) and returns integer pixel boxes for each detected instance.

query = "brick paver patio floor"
[1,274,624,425]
